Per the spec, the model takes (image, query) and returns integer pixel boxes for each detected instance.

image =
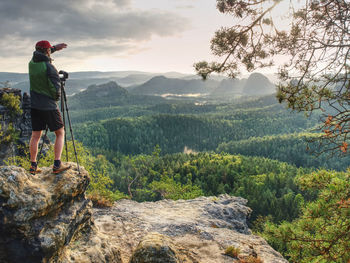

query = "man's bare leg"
[54,127,65,161]
[30,130,43,162]
[53,127,71,173]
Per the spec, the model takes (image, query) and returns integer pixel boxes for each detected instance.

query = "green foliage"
[72,122,109,149]
[111,189,130,201]
[0,92,22,117]
[0,123,19,144]
[236,173,305,223]
[261,170,350,262]
[148,174,204,200]
[70,105,152,124]
[86,154,116,204]
[0,92,22,144]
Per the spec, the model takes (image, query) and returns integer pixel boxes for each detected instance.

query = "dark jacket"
[29,50,61,110]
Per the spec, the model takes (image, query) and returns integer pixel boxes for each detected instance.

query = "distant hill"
[1,71,277,98]
[162,72,193,78]
[242,73,276,95]
[2,71,196,95]
[68,71,150,79]
[110,74,155,87]
[13,78,113,96]
[130,76,219,95]
[181,74,228,81]
[68,81,167,110]
[211,78,243,96]
[208,73,276,97]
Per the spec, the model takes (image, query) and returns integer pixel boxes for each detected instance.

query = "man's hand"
[54,43,67,51]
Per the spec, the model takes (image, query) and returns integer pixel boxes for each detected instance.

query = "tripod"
[37,71,80,174]
[59,70,80,174]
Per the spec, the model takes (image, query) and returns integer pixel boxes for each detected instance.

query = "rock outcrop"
[0,88,33,164]
[94,195,288,263]
[242,73,276,96]
[211,78,243,97]
[0,163,121,263]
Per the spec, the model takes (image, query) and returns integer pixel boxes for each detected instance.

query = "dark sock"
[31,162,37,167]
[54,160,61,168]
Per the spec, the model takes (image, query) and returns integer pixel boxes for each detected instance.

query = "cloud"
[0,0,189,58]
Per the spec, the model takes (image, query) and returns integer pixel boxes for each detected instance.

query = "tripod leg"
[61,87,68,162]
[37,126,48,166]
[62,87,80,174]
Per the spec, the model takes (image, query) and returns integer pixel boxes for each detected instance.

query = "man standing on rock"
[28,40,71,175]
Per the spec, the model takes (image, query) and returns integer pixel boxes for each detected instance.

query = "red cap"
[35,40,52,49]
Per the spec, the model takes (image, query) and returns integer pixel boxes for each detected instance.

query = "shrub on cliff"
[0,91,22,144]
[0,92,22,118]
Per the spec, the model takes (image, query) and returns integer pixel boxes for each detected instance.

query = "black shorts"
[31,108,64,132]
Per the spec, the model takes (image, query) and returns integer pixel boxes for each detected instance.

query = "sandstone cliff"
[0,163,121,263]
[0,163,287,263]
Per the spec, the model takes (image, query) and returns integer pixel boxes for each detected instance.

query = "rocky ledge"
[94,195,287,263]
[0,163,121,263]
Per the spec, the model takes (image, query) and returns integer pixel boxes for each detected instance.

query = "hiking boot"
[29,166,42,175]
[53,163,71,174]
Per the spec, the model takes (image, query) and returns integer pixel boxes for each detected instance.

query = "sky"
[0,0,288,75]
